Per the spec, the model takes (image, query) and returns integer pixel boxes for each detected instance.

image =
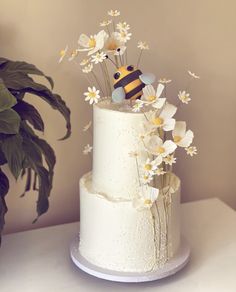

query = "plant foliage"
[0,58,71,242]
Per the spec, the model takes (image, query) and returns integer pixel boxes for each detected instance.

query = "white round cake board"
[70,232,190,283]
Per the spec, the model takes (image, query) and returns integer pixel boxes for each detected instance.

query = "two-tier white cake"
[79,100,181,272]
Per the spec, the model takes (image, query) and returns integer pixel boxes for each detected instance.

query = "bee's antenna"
[105,55,118,68]
[116,48,123,66]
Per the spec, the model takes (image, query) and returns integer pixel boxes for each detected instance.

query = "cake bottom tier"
[79,172,181,273]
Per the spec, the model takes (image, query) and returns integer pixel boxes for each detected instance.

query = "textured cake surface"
[79,100,181,272]
[79,172,180,272]
[92,100,149,200]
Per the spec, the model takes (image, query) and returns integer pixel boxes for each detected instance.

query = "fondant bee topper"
[112,65,156,103]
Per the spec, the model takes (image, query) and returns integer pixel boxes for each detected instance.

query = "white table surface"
[0,198,236,292]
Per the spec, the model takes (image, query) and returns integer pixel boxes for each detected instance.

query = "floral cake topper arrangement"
[59,9,199,211]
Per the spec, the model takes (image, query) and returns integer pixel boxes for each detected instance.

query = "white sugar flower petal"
[152,98,166,109]
[188,70,200,79]
[178,130,194,147]
[162,140,177,157]
[58,45,68,63]
[173,121,186,137]
[173,121,194,147]
[160,103,177,119]
[159,78,172,84]
[162,118,176,131]
[83,121,92,132]
[156,83,165,98]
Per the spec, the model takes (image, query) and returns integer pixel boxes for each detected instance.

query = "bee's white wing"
[139,73,156,85]
[112,87,126,103]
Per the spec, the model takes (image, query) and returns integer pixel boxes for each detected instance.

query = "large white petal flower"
[141,84,166,109]
[133,185,159,210]
[149,103,177,131]
[172,121,194,147]
[145,135,177,157]
[104,32,125,54]
[78,30,108,56]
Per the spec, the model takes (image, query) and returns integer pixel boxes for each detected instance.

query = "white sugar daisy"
[116,22,130,32]
[137,41,149,50]
[100,20,112,27]
[159,78,172,84]
[108,9,120,16]
[84,86,100,104]
[185,146,197,156]
[149,103,177,131]
[80,58,91,66]
[142,156,162,175]
[155,167,166,176]
[178,90,191,104]
[83,121,92,132]
[91,51,107,64]
[188,70,200,79]
[133,185,159,210]
[163,154,176,165]
[83,144,93,155]
[58,45,68,63]
[132,100,144,112]
[172,121,194,147]
[145,135,177,158]
[82,63,93,73]
[68,49,79,61]
[117,30,132,43]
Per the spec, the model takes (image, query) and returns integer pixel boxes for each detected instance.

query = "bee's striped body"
[113,66,145,100]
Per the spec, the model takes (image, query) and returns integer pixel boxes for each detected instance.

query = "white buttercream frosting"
[79,172,181,272]
[92,100,149,200]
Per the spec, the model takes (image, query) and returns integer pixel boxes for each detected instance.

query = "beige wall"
[1,0,236,234]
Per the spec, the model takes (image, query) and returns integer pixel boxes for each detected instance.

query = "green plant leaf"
[0,59,54,89]
[13,100,44,132]
[0,109,20,134]
[1,134,24,179]
[22,135,51,220]
[0,78,17,112]
[0,168,9,244]
[0,71,71,139]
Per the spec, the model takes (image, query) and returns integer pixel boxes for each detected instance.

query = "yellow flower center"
[144,175,149,180]
[144,164,152,171]
[89,92,96,98]
[147,95,156,101]
[60,50,65,56]
[152,117,164,126]
[173,135,182,143]
[89,37,96,48]
[144,199,152,205]
[157,146,165,154]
